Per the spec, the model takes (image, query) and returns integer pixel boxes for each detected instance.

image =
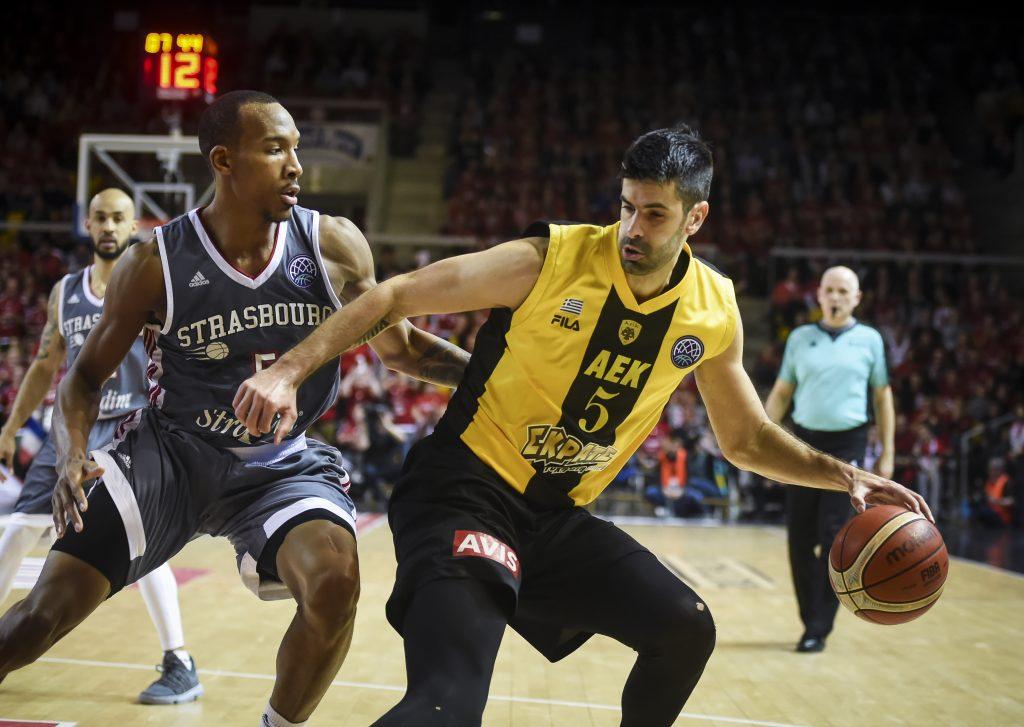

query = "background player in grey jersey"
[0,189,201,705]
[0,91,469,727]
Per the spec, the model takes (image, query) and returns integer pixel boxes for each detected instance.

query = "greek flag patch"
[560,298,584,315]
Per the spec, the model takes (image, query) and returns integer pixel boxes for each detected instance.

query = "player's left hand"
[233,368,300,444]
[847,467,934,523]
[52,451,104,538]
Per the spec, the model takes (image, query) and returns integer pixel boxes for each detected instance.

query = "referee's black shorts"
[385,433,651,662]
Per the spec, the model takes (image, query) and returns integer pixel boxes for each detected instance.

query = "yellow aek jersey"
[434,221,739,508]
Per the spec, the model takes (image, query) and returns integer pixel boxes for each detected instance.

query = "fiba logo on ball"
[288,256,318,288]
[205,341,230,360]
[670,335,704,369]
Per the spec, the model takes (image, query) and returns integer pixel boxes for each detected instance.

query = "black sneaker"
[138,651,204,704]
[795,636,825,653]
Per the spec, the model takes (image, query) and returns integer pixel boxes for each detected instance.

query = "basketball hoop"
[76,133,212,238]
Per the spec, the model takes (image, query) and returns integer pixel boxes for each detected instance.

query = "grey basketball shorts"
[11,416,123,523]
[73,407,356,600]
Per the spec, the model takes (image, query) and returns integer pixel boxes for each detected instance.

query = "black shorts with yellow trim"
[385,433,650,662]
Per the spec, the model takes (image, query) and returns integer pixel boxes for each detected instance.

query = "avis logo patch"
[288,256,318,288]
[670,335,705,368]
[452,530,520,578]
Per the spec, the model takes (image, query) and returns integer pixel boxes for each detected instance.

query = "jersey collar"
[816,319,858,340]
[82,265,103,307]
[189,208,288,290]
[604,221,695,314]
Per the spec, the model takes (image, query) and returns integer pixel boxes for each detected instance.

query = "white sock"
[138,562,186,653]
[0,523,47,603]
[261,701,306,727]
[172,648,193,671]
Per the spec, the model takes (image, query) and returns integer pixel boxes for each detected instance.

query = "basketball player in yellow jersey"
[234,126,933,726]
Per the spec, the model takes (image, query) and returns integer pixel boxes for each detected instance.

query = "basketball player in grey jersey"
[0,92,470,727]
[0,188,201,704]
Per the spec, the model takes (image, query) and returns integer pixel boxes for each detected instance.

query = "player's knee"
[652,597,716,662]
[1,597,65,649]
[299,562,360,633]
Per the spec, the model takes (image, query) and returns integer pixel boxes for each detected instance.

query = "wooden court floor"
[1,517,1021,727]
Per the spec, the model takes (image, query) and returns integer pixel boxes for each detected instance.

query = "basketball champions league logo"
[670,335,705,368]
[288,256,318,288]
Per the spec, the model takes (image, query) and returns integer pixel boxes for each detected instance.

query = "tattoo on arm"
[353,317,391,347]
[416,340,471,389]
[35,285,62,362]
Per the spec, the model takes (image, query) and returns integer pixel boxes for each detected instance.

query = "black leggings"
[373,551,716,727]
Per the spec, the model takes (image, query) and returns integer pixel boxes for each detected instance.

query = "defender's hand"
[233,368,300,445]
[0,428,16,482]
[847,467,933,523]
[52,451,104,537]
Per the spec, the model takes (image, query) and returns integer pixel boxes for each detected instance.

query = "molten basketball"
[828,505,948,625]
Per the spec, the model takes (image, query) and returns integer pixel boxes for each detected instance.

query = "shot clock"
[141,32,219,102]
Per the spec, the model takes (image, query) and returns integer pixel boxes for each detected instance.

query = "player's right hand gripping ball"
[828,505,948,625]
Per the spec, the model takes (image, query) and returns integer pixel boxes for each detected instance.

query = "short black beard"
[619,226,686,276]
[93,241,126,261]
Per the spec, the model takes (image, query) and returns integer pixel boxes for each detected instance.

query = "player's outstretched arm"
[51,241,165,537]
[316,216,471,388]
[693,315,933,521]
[0,280,67,479]
[233,219,546,442]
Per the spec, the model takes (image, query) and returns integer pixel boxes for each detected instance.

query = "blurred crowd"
[964,30,1024,179]
[252,23,427,156]
[0,7,1021,532]
[441,10,992,297]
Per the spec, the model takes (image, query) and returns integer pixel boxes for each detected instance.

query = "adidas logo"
[118,452,132,470]
[67,294,80,304]
[189,271,210,288]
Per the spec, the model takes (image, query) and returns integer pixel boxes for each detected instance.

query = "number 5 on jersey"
[254,352,278,373]
[578,386,620,434]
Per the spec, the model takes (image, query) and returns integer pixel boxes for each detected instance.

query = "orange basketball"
[828,505,948,625]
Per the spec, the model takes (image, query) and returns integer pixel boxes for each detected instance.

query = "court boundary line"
[609,517,1024,579]
[949,554,1024,580]
[35,656,803,727]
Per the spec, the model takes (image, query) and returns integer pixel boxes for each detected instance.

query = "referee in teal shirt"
[766,266,895,653]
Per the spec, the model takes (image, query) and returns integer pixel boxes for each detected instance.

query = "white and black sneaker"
[138,651,204,704]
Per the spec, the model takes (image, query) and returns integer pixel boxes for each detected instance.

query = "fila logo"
[550,314,580,331]
[67,293,81,304]
[189,271,210,288]
[452,530,520,578]
[560,297,584,315]
[117,452,132,470]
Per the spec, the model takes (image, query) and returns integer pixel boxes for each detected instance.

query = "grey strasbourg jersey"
[58,266,150,420]
[147,205,341,450]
